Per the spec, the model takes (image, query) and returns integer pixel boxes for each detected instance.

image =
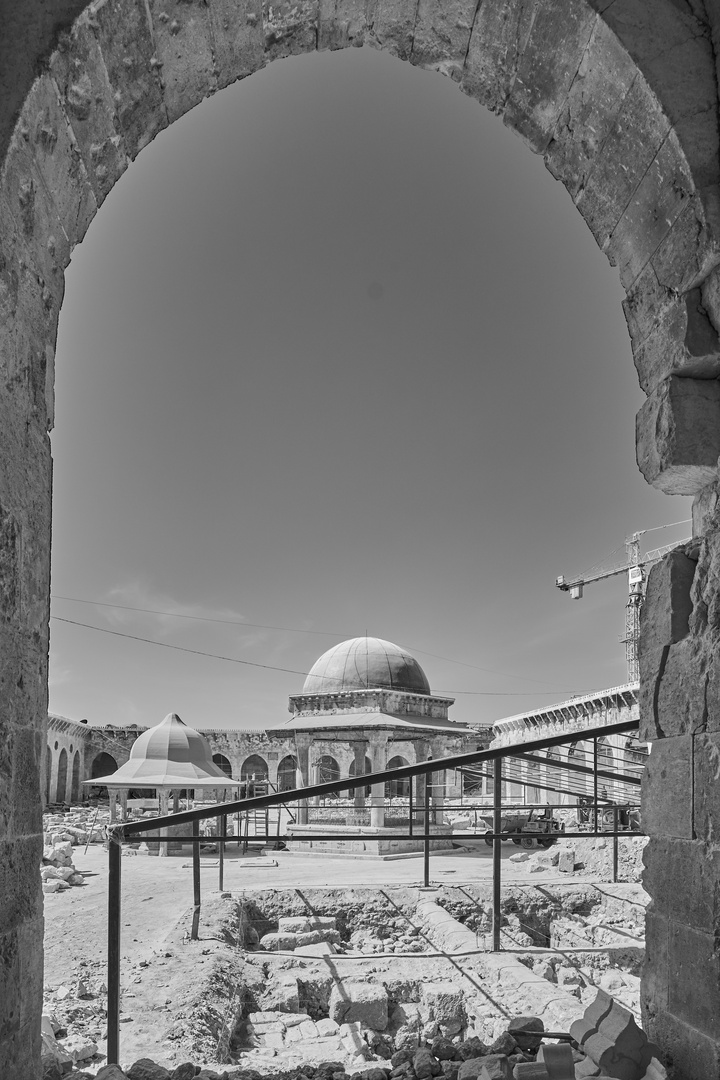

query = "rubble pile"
[42,806,109,893]
[40,992,668,1079]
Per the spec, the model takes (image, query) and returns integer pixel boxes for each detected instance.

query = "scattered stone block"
[317,1017,340,1036]
[61,1033,98,1062]
[94,1067,129,1080]
[330,982,389,1030]
[421,983,466,1026]
[414,1046,442,1078]
[260,932,297,951]
[169,1065,197,1080]
[458,1058,487,1080]
[509,853,530,863]
[126,1060,172,1080]
[478,1055,512,1080]
[296,928,341,947]
[536,1043,574,1079]
[558,849,575,873]
[507,1016,544,1052]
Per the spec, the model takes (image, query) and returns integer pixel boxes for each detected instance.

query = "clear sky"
[48,46,690,733]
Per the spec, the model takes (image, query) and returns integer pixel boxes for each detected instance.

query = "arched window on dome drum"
[316,755,340,786]
[89,751,118,798]
[212,753,233,779]
[277,755,299,792]
[349,755,372,797]
[385,755,410,798]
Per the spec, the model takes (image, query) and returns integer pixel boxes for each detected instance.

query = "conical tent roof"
[84,713,238,788]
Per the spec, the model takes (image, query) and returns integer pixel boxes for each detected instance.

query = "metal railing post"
[219,813,225,892]
[613,806,619,883]
[423,776,430,887]
[408,786,413,836]
[492,758,502,952]
[191,819,201,940]
[593,739,598,834]
[107,836,121,1064]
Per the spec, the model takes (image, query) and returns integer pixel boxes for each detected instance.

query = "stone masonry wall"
[4,1,720,1076]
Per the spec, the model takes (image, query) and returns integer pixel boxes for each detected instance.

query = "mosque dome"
[128,712,217,768]
[302,637,431,696]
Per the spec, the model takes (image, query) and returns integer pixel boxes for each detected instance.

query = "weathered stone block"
[457,1058,487,1080]
[503,0,596,153]
[644,1007,720,1080]
[575,76,669,249]
[606,132,693,290]
[641,737,693,839]
[316,0,367,50]
[643,839,720,935]
[146,0,217,123]
[91,0,168,158]
[545,17,637,198]
[651,191,720,296]
[262,0,319,62]
[409,0,476,74]
[640,551,696,655]
[636,376,720,495]
[692,480,719,537]
[329,980,388,1030]
[365,0,417,58]
[420,982,466,1024]
[20,76,97,250]
[48,13,130,204]
[693,732,720,841]
[667,921,720,1039]
[461,0,540,115]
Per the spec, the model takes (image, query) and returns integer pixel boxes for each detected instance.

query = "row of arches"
[463,736,645,807]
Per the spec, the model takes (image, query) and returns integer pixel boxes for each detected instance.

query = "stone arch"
[4,3,720,1076]
[277,754,298,791]
[70,750,81,802]
[212,753,233,779]
[55,748,68,804]
[240,754,268,784]
[45,746,52,805]
[316,755,340,785]
[349,754,372,797]
[385,754,410,798]
[90,751,118,797]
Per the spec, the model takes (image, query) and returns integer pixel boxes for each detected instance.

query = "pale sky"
[48,47,690,732]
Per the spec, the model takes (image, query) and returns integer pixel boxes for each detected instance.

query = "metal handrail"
[104,717,641,1064]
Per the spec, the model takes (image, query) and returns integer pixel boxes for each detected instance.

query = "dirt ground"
[42,840,647,1071]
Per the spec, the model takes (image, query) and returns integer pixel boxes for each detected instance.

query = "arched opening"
[316,755,340,785]
[385,755,410,798]
[212,753,233,779]
[525,758,541,805]
[89,751,118,798]
[349,755,372,797]
[4,6,720,1076]
[277,754,298,792]
[240,755,268,795]
[45,746,52,806]
[70,751,81,803]
[56,749,68,805]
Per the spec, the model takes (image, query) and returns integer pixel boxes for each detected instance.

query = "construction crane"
[555,524,691,682]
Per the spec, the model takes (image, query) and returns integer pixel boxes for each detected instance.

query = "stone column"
[158,789,170,857]
[413,740,430,824]
[353,740,368,809]
[368,734,388,829]
[118,790,128,822]
[294,734,311,825]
